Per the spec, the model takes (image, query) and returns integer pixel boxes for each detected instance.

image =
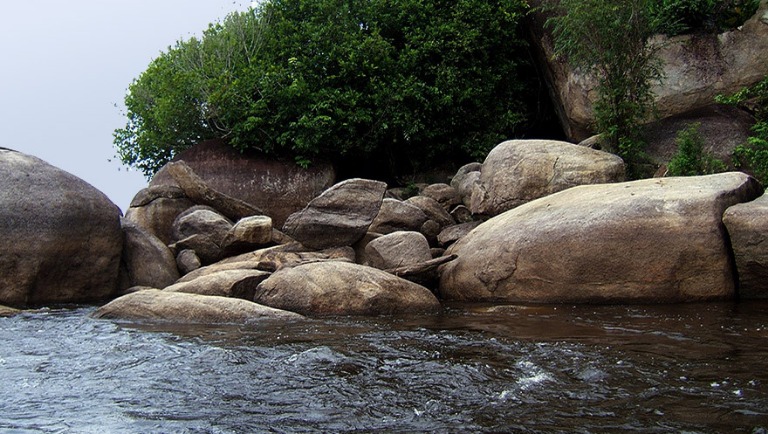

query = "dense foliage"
[115,0,533,179]
[650,0,760,36]
[718,76,768,184]
[545,0,664,178]
[666,123,725,176]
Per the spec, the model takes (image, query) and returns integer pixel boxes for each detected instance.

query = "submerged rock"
[93,289,303,324]
[0,148,122,307]
[0,305,20,317]
[441,173,762,304]
[254,261,441,316]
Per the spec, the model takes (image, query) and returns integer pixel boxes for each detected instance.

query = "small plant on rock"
[718,75,768,184]
[666,122,726,176]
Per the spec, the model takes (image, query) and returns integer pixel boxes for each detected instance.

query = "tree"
[115,0,533,179]
[544,0,665,178]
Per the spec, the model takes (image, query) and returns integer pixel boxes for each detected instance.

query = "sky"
[0,1,257,212]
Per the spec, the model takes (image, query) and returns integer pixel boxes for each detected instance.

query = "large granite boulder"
[253,261,441,316]
[365,231,433,270]
[92,289,303,324]
[120,219,179,290]
[178,244,355,282]
[440,172,763,303]
[282,179,387,249]
[150,140,335,227]
[723,194,768,299]
[124,185,194,245]
[527,1,768,140]
[0,148,123,307]
[471,140,625,216]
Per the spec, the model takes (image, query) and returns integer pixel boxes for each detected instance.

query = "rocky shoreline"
[2,139,767,324]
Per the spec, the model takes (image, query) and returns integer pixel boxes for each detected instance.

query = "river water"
[1,301,767,433]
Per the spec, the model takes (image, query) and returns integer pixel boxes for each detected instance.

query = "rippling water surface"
[1,302,768,433]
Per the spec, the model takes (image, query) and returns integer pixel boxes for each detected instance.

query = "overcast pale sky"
[0,1,255,212]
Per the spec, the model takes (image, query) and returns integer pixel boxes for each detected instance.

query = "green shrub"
[717,75,768,184]
[733,122,768,184]
[666,122,726,176]
[115,0,534,179]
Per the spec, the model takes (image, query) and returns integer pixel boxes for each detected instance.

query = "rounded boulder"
[0,148,122,306]
[254,261,440,316]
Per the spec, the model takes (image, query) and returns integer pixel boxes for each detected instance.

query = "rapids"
[1,302,767,433]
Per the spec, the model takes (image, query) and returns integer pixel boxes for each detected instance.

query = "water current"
[1,301,767,433]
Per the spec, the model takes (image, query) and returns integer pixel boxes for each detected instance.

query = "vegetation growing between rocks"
[719,75,768,184]
[666,123,726,176]
[114,0,534,179]
[650,0,760,36]
[544,0,758,179]
[545,0,664,179]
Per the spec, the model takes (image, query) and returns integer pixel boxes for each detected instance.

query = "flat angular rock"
[165,160,262,221]
[282,179,387,249]
[178,244,354,282]
[420,183,461,210]
[437,221,483,248]
[0,148,122,306]
[92,289,303,324]
[441,173,762,304]
[471,140,625,217]
[369,198,429,234]
[723,194,768,298]
[405,196,455,229]
[254,262,441,316]
[164,269,271,299]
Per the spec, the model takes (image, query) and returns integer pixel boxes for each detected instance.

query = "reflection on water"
[1,302,767,433]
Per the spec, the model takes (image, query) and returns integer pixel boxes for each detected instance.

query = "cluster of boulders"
[2,136,768,324]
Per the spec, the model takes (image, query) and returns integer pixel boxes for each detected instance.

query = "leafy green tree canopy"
[115,0,532,179]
